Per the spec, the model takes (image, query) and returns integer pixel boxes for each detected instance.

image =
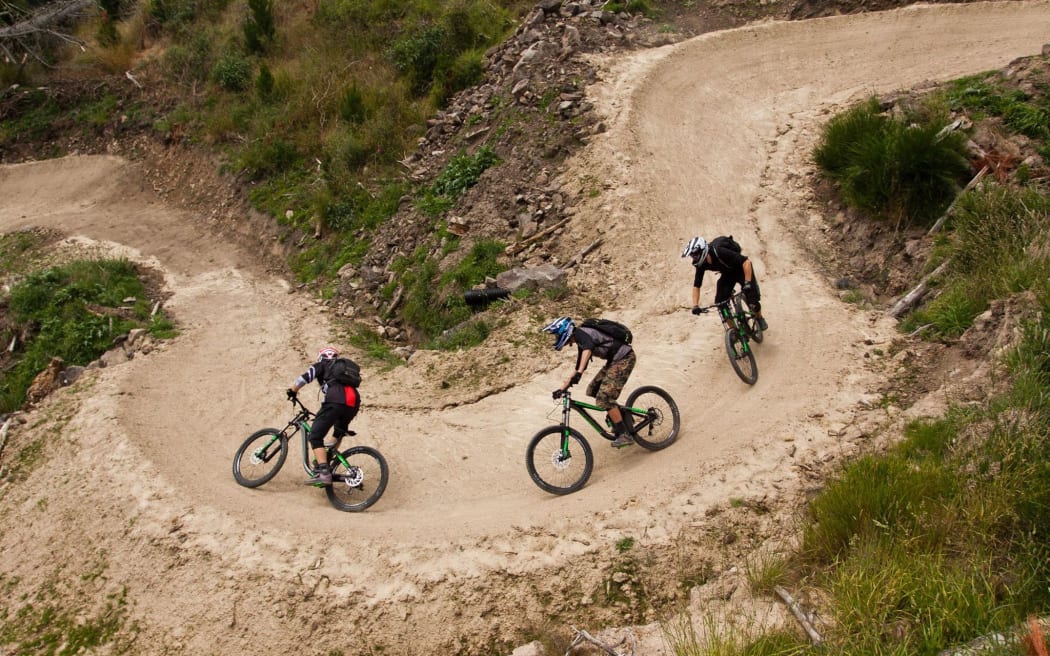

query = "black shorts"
[309,402,358,449]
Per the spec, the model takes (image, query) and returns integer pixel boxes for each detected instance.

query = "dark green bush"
[212,53,253,91]
[339,82,368,124]
[815,97,970,227]
[256,62,274,100]
[388,25,447,96]
[244,0,276,53]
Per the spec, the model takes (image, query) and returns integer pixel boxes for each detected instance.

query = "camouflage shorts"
[586,351,636,409]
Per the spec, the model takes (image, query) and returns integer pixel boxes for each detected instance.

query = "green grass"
[901,184,1050,338]
[0,565,135,656]
[1,258,174,412]
[814,96,971,228]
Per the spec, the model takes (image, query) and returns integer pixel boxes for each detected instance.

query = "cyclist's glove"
[552,389,565,400]
[570,371,582,386]
[742,282,753,292]
[286,388,297,400]
[691,305,703,315]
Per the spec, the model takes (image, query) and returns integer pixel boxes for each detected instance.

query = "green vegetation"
[0,257,173,412]
[901,185,1050,339]
[946,72,1050,160]
[393,237,507,347]
[0,573,135,655]
[814,96,971,227]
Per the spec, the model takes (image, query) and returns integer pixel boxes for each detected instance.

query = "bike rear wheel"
[526,426,593,495]
[233,428,288,487]
[623,386,680,451]
[725,329,758,385]
[738,296,764,343]
[326,446,389,512]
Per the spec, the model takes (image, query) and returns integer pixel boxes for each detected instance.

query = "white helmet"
[317,346,339,361]
[682,236,708,264]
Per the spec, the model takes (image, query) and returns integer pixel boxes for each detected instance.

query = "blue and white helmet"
[682,236,709,264]
[542,317,575,351]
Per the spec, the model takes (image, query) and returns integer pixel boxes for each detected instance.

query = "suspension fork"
[559,397,574,454]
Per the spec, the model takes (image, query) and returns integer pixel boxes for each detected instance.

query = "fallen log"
[505,217,571,256]
[928,165,988,236]
[888,260,950,319]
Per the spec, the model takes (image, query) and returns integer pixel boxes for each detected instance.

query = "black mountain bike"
[526,386,680,495]
[232,395,389,512]
[697,290,764,385]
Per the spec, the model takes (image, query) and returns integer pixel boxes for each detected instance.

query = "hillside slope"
[2,2,1049,653]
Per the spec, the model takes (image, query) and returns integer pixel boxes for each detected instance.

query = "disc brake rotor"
[343,465,364,488]
[550,450,572,471]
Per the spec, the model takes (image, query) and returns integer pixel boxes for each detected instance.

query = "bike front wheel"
[233,428,288,488]
[326,446,389,512]
[526,426,594,495]
[725,329,758,384]
[624,386,680,451]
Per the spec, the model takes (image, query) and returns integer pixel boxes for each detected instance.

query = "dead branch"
[0,417,11,462]
[565,626,634,656]
[0,0,93,65]
[888,260,950,319]
[774,586,822,645]
[928,165,988,235]
[565,238,602,268]
[505,217,571,256]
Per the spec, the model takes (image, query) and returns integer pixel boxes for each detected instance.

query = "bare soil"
[1,2,1049,654]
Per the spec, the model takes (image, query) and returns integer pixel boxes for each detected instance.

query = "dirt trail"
[2,2,1048,652]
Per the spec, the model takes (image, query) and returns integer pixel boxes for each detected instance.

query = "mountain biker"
[682,236,768,331]
[543,317,637,448]
[287,346,361,485]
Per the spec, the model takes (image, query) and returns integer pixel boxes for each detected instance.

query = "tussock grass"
[814,96,971,228]
[903,184,1050,338]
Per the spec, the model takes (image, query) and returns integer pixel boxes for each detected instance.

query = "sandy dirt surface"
[2,2,1049,653]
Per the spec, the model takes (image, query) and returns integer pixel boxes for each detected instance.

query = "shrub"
[212,53,253,91]
[339,82,368,124]
[432,145,500,198]
[256,62,274,100]
[244,0,276,54]
[388,24,447,96]
[815,97,970,227]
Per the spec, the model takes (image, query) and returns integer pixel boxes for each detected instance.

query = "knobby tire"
[624,386,680,450]
[325,446,389,512]
[526,426,594,495]
[233,428,288,487]
[725,329,758,385]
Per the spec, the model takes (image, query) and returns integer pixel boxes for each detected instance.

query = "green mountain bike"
[232,395,388,512]
[526,386,680,495]
[697,290,763,385]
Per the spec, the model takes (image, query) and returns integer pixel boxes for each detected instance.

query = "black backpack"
[709,234,742,255]
[328,357,361,387]
[580,318,633,345]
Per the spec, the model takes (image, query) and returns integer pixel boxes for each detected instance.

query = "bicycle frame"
[556,390,659,446]
[251,398,351,476]
[708,292,755,355]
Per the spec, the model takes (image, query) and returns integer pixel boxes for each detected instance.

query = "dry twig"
[774,586,822,645]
